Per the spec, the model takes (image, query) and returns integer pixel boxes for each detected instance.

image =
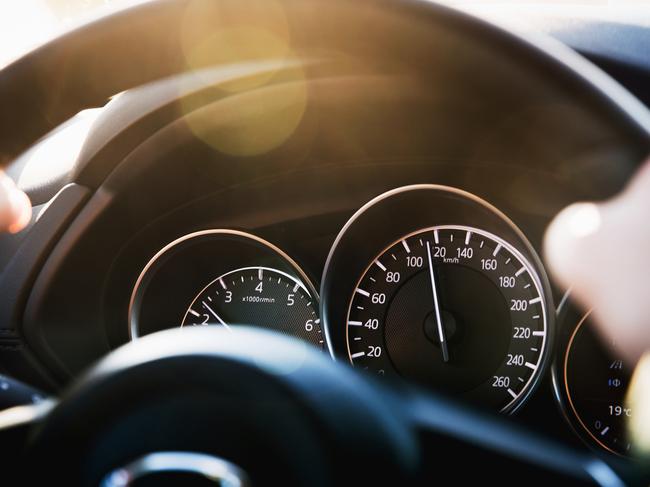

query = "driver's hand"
[0,171,31,234]
[544,157,650,455]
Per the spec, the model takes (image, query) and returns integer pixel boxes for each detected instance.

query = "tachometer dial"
[182,266,323,348]
[347,226,547,412]
[130,230,324,349]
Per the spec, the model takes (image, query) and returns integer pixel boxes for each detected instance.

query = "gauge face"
[130,229,326,350]
[346,225,547,412]
[182,266,323,349]
[564,313,635,456]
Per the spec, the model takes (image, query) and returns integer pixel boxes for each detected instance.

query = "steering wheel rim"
[25,326,627,486]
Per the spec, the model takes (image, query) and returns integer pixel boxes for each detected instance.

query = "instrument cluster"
[131,184,637,457]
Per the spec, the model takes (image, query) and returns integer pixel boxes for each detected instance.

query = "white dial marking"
[426,241,449,362]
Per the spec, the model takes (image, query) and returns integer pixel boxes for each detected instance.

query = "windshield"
[0,0,641,67]
[0,0,133,66]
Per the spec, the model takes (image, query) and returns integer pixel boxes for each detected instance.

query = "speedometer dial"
[347,226,547,412]
[321,184,555,414]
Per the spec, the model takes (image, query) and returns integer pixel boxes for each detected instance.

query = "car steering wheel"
[0,1,648,485]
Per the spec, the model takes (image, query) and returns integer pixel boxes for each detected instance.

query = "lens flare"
[178,0,306,156]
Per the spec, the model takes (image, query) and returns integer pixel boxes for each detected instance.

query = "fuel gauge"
[562,311,636,456]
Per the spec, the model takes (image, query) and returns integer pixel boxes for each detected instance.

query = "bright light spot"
[183,27,292,93]
[180,0,291,88]
[16,110,101,191]
[184,75,307,157]
[0,1,137,67]
[564,202,602,238]
[254,336,308,376]
[174,0,306,157]
[0,1,58,67]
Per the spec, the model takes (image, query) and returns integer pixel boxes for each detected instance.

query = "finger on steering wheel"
[0,171,31,234]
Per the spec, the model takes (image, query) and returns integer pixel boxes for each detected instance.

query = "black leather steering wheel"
[0,1,648,485]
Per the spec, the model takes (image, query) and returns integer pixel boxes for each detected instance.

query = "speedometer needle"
[426,241,449,362]
[202,301,233,332]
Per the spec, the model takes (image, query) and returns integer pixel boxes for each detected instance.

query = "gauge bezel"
[320,184,555,414]
[129,229,319,340]
[565,312,618,454]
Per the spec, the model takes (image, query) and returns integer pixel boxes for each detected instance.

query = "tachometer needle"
[426,241,449,362]
[201,301,232,332]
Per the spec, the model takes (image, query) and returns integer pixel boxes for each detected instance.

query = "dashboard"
[0,1,648,482]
